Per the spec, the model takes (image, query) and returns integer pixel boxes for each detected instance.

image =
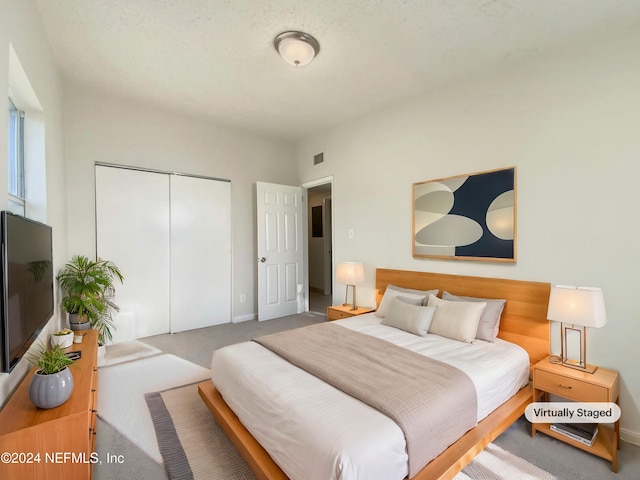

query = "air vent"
[313,152,324,165]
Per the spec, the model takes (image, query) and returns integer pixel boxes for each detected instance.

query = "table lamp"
[335,262,365,310]
[547,285,607,373]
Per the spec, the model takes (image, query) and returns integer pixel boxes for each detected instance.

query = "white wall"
[0,0,68,406]
[62,82,297,323]
[296,26,640,442]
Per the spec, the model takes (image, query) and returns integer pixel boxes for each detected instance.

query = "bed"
[198,269,551,480]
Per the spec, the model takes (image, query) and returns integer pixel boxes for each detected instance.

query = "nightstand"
[326,305,375,321]
[532,357,620,472]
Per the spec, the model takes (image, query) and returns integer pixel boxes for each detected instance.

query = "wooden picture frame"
[413,167,516,262]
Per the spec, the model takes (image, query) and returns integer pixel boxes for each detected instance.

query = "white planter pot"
[97,345,106,367]
[51,332,74,349]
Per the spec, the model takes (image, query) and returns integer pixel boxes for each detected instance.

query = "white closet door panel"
[170,175,231,332]
[95,166,171,342]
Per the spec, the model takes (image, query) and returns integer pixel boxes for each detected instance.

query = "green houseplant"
[27,344,75,409]
[56,255,124,345]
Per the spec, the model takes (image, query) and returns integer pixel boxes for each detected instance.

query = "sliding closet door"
[170,175,231,332]
[95,166,171,341]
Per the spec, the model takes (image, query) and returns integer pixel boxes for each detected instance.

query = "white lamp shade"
[547,285,607,328]
[335,262,365,285]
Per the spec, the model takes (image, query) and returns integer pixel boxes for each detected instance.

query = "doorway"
[306,182,333,314]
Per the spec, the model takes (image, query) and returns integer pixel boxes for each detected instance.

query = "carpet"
[102,340,163,366]
[146,383,557,480]
[98,353,211,463]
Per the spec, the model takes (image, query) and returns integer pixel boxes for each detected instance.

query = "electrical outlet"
[239,294,246,304]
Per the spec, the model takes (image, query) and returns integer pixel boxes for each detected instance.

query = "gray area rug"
[146,383,255,480]
[146,383,556,480]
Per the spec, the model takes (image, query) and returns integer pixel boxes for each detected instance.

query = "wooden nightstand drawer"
[535,370,608,402]
[328,308,353,320]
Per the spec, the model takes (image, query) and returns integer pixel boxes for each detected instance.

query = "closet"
[95,164,231,342]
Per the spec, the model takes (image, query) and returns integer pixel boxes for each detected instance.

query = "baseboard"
[621,427,640,446]
[232,313,256,323]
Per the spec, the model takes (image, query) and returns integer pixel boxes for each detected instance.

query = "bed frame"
[198,268,550,480]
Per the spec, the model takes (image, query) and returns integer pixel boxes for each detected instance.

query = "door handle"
[259,257,266,263]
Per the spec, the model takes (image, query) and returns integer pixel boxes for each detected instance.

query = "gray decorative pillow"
[442,291,506,342]
[386,284,439,301]
[376,284,437,317]
[381,297,436,337]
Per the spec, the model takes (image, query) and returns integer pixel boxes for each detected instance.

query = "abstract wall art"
[413,167,516,262]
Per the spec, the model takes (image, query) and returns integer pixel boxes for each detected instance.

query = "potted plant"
[27,344,75,409]
[56,255,124,345]
[51,328,74,349]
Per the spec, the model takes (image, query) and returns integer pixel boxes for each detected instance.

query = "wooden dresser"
[0,329,99,480]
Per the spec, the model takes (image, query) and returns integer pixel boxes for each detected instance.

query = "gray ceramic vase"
[68,312,91,331]
[28,367,74,409]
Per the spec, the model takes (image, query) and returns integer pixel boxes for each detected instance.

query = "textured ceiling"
[36,0,640,141]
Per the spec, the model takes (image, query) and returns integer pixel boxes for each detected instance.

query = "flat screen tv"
[0,211,54,373]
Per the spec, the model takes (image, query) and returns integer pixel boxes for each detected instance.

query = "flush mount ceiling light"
[274,31,320,66]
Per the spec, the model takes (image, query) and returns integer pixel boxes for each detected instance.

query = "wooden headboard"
[375,268,550,366]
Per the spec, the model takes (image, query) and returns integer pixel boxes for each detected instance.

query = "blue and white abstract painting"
[413,167,516,262]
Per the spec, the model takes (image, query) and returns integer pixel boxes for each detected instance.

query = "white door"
[170,175,231,332]
[257,182,304,321]
[95,165,171,341]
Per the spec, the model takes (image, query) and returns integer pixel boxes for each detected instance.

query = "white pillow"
[381,297,436,337]
[442,291,506,342]
[376,285,438,318]
[427,294,486,343]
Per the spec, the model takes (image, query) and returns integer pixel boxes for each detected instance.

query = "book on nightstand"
[550,423,598,446]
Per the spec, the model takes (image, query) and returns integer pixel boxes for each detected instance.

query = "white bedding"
[211,314,530,480]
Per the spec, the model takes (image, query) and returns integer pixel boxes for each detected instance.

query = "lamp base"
[342,284,358,310]
[557,322,598,374]
[560,358,599,374]
[341,303,358,310]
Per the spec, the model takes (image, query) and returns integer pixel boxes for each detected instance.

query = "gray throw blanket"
[254,322,478,477]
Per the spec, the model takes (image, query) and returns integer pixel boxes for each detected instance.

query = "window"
[8,44,46,220]
[8,98,26,214]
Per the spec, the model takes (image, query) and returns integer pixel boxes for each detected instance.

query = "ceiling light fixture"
[274,31,320,67]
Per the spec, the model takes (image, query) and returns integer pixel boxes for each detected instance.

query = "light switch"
[348,229,354,239]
